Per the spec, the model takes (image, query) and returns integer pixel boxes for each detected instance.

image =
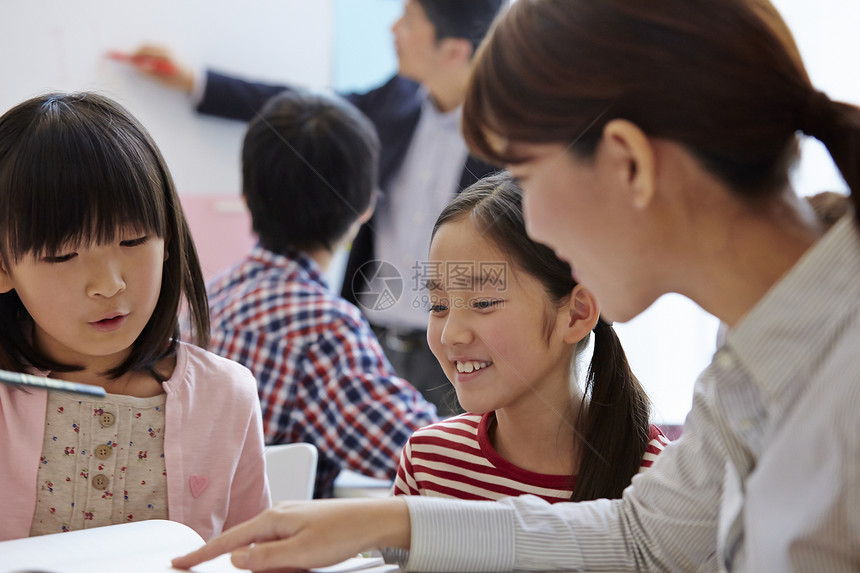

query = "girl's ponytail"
[435,172,654,502]
[571,319,651,502]
[798,92,860,227]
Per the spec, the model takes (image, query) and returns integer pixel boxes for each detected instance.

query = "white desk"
[333,469,393,498]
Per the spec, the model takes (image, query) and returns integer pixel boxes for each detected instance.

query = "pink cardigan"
[0,342,271,541]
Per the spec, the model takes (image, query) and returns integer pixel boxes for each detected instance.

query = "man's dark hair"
[416,0,506,54]
[242,89,380,255]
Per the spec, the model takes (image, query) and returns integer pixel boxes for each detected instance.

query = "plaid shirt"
[207,246,438,497]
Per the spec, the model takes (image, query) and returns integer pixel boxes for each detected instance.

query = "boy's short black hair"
[416,0,506,53]
[242,89,380,255]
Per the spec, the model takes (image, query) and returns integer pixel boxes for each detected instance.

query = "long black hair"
[0,92,209,377]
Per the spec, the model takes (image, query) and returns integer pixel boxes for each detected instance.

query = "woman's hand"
[171,497,411,571]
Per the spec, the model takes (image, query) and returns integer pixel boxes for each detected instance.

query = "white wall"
[772,0,859,197]
[0,0,334,197]
[332,0,400,92]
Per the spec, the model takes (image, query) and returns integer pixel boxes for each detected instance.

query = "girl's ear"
[0,264,13,294]
[163,230,172,261]
[560,284,600,344]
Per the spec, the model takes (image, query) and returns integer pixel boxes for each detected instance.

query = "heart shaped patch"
[189,475,209,498]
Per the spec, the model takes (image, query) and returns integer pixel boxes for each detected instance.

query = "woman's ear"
[560,284,600,344]
[601,119,657,210]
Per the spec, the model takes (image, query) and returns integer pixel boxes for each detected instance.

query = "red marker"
[106,50,178,76]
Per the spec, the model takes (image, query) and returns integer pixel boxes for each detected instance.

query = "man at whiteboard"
[125,1,506,418]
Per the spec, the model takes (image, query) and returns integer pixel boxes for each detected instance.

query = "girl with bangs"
[392,172,668,504]
[0,92,270,541]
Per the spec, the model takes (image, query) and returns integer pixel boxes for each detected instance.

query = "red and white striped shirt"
[393,412,669,503]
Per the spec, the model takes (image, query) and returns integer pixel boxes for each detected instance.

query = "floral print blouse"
[29,391,168,536]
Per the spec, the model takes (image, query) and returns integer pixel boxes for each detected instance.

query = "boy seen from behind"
[206,90,438,498]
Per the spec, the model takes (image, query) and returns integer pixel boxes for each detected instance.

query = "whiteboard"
[0,0,334,197]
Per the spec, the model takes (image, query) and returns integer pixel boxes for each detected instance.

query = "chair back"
[264,442,318,502]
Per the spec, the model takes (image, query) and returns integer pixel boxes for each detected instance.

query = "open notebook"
[0,520,399,573]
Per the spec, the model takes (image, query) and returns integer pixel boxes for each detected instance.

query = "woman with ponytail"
[174,0,860,570]
[392,172,667,503]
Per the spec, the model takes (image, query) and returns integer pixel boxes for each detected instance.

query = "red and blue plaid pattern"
[207,246,438,497]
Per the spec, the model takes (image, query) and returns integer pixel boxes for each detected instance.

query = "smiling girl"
[392,173,668,503]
